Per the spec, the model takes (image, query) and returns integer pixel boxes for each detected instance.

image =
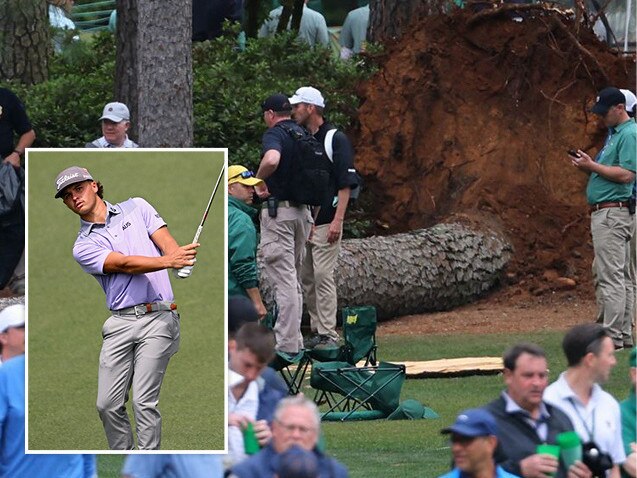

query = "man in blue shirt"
[0,304,96,478]
[121,454,223,478]
[439,408,521,478]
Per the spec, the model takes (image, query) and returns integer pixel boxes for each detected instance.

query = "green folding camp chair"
[269,350,311,395]
[265,306,311,395]
[340,306,377,366]
[310,361,406,421]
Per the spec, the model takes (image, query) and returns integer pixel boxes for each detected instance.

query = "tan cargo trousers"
[301,224,341,342]
[260,205,312,353]
[591,207,634,346]
[96,308,180,449]
[594,212,636,345]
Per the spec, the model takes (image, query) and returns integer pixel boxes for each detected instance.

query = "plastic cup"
[556,431,582,470]
[536,444,561,477]
[243,422,260,455]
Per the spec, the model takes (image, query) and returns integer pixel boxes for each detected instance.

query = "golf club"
[175,164,225,279]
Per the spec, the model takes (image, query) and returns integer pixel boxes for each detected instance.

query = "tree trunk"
[259,222,513,321]
[0,0,49,84]
[368,0,440,43]
[115,0,193,147]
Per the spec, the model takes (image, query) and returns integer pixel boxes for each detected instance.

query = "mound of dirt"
[354,7,636,299]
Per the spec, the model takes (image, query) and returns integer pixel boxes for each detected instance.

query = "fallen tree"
[259,222,513,321]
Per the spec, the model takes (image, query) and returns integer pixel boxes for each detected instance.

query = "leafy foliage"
[12,28,374,170]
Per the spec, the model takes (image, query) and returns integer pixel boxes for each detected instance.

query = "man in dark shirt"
[289,87,358,350]
[0,88,35,293]
[255,93,313,354]
[483,343,591,478]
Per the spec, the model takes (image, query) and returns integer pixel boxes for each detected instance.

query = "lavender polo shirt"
[73,198,174,311]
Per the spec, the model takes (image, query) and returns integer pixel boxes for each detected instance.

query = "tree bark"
[368,0,440,44]
[259,222,513,321]
[115,0,193,147]
[0,0,49,84]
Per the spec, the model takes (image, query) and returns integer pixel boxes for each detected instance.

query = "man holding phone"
[569,87,637,350]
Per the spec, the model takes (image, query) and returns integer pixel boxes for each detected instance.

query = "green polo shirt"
[586,119,637,205]
[620,388,636,478]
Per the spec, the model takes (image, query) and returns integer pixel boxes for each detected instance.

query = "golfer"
[54,166,198,450]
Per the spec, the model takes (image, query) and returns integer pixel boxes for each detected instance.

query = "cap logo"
[458,414,469,421]
[57,172,79,186]
[108,107,113,111]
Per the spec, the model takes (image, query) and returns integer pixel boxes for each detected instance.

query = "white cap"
[0,304,25,333]
[99,102,130,122]
[289,87,325,108]
[620,89,637,114]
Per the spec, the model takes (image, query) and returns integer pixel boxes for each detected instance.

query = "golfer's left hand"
[327,218,343,244]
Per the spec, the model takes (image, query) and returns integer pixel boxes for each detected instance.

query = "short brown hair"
[235,322,276,364]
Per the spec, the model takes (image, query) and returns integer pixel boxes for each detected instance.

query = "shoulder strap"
[324,128,337,162]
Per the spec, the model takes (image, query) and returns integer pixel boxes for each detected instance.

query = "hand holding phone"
[567,149,581,158]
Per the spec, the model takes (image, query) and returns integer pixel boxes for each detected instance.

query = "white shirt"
[49,5,76,30]
[227,370,259,465]
[90,136,139,148]
[544,372,626,468]
[502,391,551,442]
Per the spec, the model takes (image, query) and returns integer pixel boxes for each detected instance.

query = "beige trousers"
[260,206,312,353]
[301,224,341,342]
[96,309,180,450]
[591,207,634,345]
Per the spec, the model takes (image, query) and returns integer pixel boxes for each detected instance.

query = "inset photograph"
[26,149,226,452]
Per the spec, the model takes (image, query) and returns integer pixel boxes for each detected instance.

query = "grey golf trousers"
[96,307,180,450]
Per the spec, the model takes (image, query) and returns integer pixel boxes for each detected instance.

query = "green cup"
[556,431,582,470]
[536,444,561,477]
[243,422,260,455]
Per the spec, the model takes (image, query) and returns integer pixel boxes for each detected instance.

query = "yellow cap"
[228,165,263,186]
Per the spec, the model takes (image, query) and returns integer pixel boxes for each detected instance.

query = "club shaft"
[191,164,225,244]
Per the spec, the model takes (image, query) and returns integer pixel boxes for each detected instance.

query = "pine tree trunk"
[0,0,49,84]
[115,0,193,147]
[259,222,513,321]
[368,0,439,43]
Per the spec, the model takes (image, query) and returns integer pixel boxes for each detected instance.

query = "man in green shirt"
[228,165,267,320]
[620,348,636,478]
[570,87,637,349]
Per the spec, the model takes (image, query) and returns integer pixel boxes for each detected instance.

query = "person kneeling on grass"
[439,408,521,478]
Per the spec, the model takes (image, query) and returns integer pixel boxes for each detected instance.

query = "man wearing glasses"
[230,395,348,477]
[228,165,267,320]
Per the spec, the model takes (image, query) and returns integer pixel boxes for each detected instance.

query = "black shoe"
[303,334,322,350]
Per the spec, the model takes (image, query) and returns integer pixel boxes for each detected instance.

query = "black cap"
[261,93,292,113]
[228,296,259,335]
[591,87,626,115]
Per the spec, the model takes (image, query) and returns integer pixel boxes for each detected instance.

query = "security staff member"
[54,166,198,450]
[255,94,312,354]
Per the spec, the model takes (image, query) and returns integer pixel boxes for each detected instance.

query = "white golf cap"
[99,102,130,122]
[620,89,637,114]
[289,87,325,108]
[0,304,25,333]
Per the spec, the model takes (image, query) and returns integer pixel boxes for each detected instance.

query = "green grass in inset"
[27,150,226,451]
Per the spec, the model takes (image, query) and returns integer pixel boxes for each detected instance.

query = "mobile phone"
[567,149,581,158]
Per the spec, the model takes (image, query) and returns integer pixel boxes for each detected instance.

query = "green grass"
[89,330,631,478]
[26,150,226,451]
[319,331,632,478]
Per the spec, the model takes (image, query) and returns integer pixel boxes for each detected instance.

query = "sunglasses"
[229,170,255,180]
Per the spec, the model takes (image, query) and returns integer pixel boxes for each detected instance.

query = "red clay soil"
[354,8,636,301]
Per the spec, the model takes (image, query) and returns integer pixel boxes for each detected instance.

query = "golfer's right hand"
[167,243,199,269]
[254,182,270,199]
